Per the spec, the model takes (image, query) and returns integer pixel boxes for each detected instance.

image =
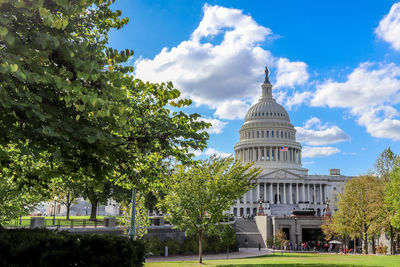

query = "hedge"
[0,229,145,266]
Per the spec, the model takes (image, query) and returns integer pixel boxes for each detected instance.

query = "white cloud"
[198,117,227,134]
[295,117,350,146]
[274,58,309,88]
[134,4,309,120]
[188,147,232,158]
[204,148,232,158]
[302,146,341,158]
[311,62,400,140]
[375,2,400,51]
[214,100,250,120]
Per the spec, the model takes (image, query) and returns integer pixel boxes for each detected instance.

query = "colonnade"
[235,146,301,164]
[238,182,327,205]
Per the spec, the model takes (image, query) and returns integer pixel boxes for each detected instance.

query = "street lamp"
[294,217,299,249]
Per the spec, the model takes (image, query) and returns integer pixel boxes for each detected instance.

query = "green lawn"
[145,253,400,267]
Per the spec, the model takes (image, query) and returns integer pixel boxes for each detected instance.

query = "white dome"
[245,98,290,122]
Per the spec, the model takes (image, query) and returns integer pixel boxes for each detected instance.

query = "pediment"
[259,169,302,179]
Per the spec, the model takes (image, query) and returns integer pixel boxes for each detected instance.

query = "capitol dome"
[234,67,306,175]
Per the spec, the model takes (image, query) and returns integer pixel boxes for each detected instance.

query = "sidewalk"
[146,248,270,262]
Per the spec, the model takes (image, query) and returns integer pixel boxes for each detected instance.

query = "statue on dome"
[264,66,270,84]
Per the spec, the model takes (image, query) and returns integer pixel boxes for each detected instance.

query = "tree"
[159,156,261,263]
[333,175,384,254]
[385,158,400,255]
[50,176,81,220]
[274,229,289,250]
[375,147,399,255]
[0,144,50,227]
[220,224,236,259]
[374,147,397,181]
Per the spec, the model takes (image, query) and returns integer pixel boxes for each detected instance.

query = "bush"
[144,236,164,256]
[164,239,181,255]
[376,244,388,255]
[0,229,145,266]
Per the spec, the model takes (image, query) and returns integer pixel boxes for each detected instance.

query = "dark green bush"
[0,228,145,267]
[145,236,164,256]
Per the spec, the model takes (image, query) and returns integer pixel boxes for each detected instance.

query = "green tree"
[159,156,261,263]
[274,229,289,250]
[385,158,400,254]
[50,176,82,220]
[220,224,236,259]
[374,147,397,181]
[333,175,384,254]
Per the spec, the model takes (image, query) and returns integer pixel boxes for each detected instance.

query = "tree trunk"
[90,202,97,220]
[198,231,203,263]
[354,238,356,254]
[372,235,376,254]
[226,247,229,259]
[364,228,368,254]
[66,192,70,220]
[390,225,394,255]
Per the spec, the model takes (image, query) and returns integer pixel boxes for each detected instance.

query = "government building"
[230,68,351,246]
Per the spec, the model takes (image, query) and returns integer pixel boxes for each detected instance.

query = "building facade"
[230,68,349,219]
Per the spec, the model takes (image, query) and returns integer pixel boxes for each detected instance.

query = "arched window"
[266,131,269,138]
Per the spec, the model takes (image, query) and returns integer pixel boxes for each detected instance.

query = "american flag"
[280,146,288,151]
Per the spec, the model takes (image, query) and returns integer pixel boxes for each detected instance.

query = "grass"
[145,253,400,267]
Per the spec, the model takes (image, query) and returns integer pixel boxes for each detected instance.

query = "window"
[271,131,274,137]
[281,131,283,138]
[257,131,259,138]
[261,131,264,138]
[266,131,269,137]
[252,131,255,138]
[285,132,287,139]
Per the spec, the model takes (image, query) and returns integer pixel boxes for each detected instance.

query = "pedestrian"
[245,239,248,248]
[258,242,261,251]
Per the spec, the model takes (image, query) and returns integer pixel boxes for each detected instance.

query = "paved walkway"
[146,248,271,262]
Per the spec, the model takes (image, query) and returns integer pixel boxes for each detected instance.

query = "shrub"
[145,236,164,256]
[164,239,181,255]
[376,244,388,255]
[0,229,145,266]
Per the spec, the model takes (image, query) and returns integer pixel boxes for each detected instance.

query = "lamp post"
[294,217,299,249]
[128,188,136,239]
[53,199,56,225]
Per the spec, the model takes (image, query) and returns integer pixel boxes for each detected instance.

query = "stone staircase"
[234,218,265,248]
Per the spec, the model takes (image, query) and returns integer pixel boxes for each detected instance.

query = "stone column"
[296,183,299,204]
[299,152,302,164]
[320,184,323,204]
[289,183,293,204]
[302,183,305,202]
[257,183,260,201]
[277,183,280,204]
[313,184,317,204]
[307,184,310,204]
[270,183,273,203]
[264,182,267,201]
[250,187,253,204]
[252,148,255,161]
[269,147,272,161]
[283,183,287,204]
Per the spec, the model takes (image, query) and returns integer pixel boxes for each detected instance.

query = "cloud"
[214,100,251,120]
[311,62,400,140]
[295,117,350,146]
[302,146,341,158]
[134,4,309,120]
[189,147,232,158]
[204,148,232,158]
[274,58,309,88]
[375,2,400,51]
[197,117,227,134]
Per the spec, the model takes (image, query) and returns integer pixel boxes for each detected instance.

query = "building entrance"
[302,228,324,242]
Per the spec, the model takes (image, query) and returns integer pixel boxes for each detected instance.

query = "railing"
[6,217,122,229]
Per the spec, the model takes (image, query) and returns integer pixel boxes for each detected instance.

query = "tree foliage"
[158,156,261,263]
[333,175,384,254]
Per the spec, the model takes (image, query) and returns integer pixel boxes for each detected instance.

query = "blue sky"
[109,0,400,176]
